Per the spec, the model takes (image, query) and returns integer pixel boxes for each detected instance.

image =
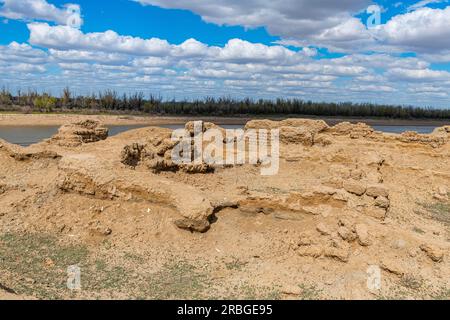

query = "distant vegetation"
[1,87,449,119]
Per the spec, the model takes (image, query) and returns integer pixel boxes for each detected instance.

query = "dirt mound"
[48,120,108,147]
[328,122,375,138]
[245,118,329,133]
[246,119,331,146]
[398,131,447,148]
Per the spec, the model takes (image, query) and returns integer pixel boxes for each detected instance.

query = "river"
[0,124,439,147]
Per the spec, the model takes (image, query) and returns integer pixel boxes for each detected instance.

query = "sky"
[1,0,450,108]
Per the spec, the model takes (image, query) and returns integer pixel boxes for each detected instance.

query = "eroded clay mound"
[48,120,109,147]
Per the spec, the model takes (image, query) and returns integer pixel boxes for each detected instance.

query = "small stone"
[174,219,210,233]
[374,196,390,209]
[281,285,302,296]
[343,180,367,196]
[355,224,371,246]
[437,186,448,196]
[338,226,357,242]
[408,248,419,258]
[316,223,332,236]
[297,246,323,258]
[420,244,444,262]
[433,193,446,201]
[44,258,55,267]
[381,258,405,276]
[324,247,350,263]
[366,184,389,198]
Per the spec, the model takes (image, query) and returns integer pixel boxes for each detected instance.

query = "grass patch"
[431,287,450,300]
[0,233,89,299]
[0,233,293,300]
[418,197,450,226]
[400,275,423,290]
[225,258,248,271]
[412,226,425,234]
[299,284,322,300]
[143,260,210,300]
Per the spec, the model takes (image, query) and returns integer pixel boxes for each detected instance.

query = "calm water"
[0,124,438,147]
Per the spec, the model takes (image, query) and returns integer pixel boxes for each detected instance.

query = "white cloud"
[407,0,448,11]
[28,23,171,56]
[0,0,83,27]
[134,0,371,46]
[381,7,450,53]
[0,41,48,64]
[135,1,450,55]
[49,49,129,65]
[28,23,311,65]
[387,67,450,81]
[349,84,396,92]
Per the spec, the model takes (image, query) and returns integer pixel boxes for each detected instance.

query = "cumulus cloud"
[386,67,450,81]
[28,23,171,55]
[380,7,450,53]
[28,23,310,65]
[0,0,83,27]
[134,0,450,55]
[134,0,371,46]
[0,41,48,64]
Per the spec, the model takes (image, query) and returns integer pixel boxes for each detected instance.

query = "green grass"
[400,274,423,290]
[0,233,89,299]
[0,232,288,300]
[298,284,323,300]
[225,258,248,271]
[420,201,450,226]
[143,260,211,300]
[412,226,425,234]
[431,287,450,300]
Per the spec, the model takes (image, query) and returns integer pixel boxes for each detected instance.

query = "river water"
[0,124,439,147]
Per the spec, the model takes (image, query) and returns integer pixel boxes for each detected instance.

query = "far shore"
[0,113,449,127]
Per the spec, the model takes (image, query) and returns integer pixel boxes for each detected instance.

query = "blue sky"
[1,0,280,46]
[1,0,450,108]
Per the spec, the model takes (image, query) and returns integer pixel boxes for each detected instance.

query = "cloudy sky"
[1,0,450,107]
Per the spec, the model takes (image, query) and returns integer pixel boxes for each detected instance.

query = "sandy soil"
[0,113,448,127]
[0,118,449,300]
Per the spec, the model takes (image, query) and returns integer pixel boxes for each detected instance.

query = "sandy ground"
[0,118,449,300]
[0,113,448,127]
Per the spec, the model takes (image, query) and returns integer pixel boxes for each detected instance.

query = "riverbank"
[0,113,449,127]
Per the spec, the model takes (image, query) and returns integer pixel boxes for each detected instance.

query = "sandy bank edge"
[0,113,449,127]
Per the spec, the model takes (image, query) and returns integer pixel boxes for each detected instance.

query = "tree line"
[1,87,449,119]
